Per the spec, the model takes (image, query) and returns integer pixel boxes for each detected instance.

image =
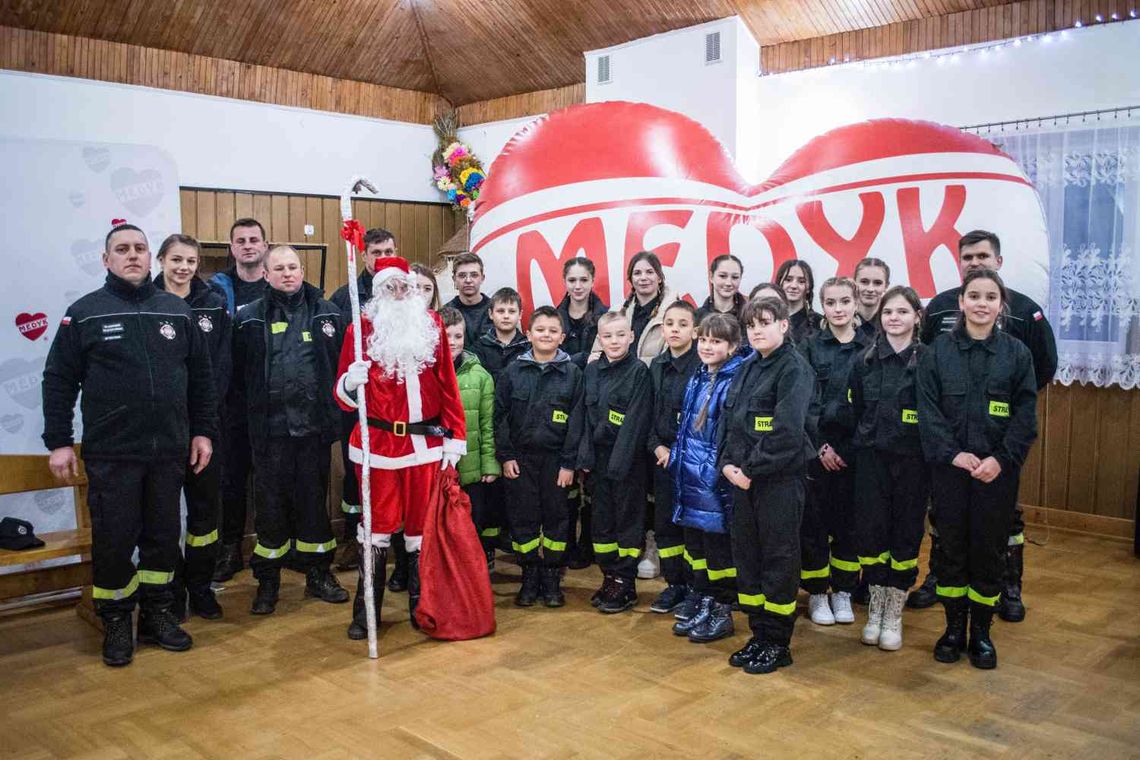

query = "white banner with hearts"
[0,137,180,460]
[471,102,1049,318]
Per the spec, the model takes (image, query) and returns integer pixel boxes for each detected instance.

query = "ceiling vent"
[597,54,612,84]
[705,31,722,64]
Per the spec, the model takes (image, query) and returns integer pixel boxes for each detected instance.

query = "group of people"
[43,216,1056,676]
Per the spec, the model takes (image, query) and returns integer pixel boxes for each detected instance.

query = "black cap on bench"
[0,517,45,550]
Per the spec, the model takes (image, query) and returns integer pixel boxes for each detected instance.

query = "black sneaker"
[138,607,193,652]
[251,574,280,615]
[742,645,792,675]
[729,638,764,668]
[591,575,614,608]
[212,542,243,583]
[688,602,735,643]
[650,584,689,614]
[101,613,134,667]
[187,587,223,620]
[305,567,350,603]
[515,564,541,607]
[673,586,703,621]
[599,577,637,614]
[672,595,713,636]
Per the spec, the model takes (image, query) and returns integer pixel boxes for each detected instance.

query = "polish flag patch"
[1033,310,1044,321]
[60,316,71,326]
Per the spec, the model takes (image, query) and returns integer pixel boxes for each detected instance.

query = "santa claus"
[334,256,466,639]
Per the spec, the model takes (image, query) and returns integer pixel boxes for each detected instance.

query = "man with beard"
[233,246,348,615]
[210,218,269,582]
[328,228,399,575]
[43,223,216,666]
[334,257,466,639]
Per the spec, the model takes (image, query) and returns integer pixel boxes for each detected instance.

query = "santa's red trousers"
[355,461,439,537]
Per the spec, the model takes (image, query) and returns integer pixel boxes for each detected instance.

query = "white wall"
[750,20,1140,179]
[459,115,543,173]
[585,17,758,164]
[0,70,441,201]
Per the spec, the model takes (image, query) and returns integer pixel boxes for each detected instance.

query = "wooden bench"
[0,450,96,625]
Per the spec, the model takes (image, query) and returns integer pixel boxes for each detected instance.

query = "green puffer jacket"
[455,351,501,486]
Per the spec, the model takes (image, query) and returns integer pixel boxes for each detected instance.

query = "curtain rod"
[960,105,1140,133]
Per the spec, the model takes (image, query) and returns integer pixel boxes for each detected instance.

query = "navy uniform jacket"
[494,349,584,470]
[578,352,653,479]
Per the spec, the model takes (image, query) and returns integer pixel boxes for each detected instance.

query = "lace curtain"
[987,122,1140,389]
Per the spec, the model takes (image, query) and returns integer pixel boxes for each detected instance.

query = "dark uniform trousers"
[800,460,859,594]
[683,526,735,604]
[220,408,254,544]
[87,459,186,614]
[732,477,804,647]
[854,450,930,591]
[931,464,1019,609]
[591,452,645,579]
[182,452,222,590]
[249,435,336,577]
[652,466,689,586]
[504,454,570,567]
[566,480,593,556]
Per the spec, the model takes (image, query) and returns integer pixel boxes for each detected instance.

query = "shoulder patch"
[1033,310,1044,321]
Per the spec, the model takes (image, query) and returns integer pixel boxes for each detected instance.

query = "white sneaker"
[637,530,660,580]
[831,591,855,624]
[808,593,835,625]
[861,585,886,645]
[878,587,906,651]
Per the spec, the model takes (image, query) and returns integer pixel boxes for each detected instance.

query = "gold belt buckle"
[392,420,407,437]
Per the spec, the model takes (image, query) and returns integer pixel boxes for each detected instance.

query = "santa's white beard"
[363,290,439,381]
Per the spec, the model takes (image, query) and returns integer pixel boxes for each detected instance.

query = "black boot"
[968,603,998,669]
[348,547,386,640]
[729,637,764,668]
[388,537,409,592]
[187,584,223,620]
[540,566,566,608]
[591,574,614,608]
[567,544,594,571]
[743,644,793,675]
[599,576,637,614]
[337,513,362,571]
[485,548,496,574]
[673,586,703,621]
[171,579,189,623]
[138,603,193,652]
[305,565,350,603]
[100,611,134,667]
[997,544,1026,623]
[251,571,280,615]
[688,601,735,643]
[852,576,870,606]
[515,564,542,607]
[673,595,713,636]
[407,550,421,629]
[933,602,968,663]
[212,542,243,583]
[907,570,939,609]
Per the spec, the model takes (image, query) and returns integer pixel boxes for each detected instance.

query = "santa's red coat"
[334,312,466,469]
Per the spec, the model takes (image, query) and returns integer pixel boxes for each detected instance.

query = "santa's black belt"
[366,416,450,438]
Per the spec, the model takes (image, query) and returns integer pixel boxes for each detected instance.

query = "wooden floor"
[1,529,1137,759]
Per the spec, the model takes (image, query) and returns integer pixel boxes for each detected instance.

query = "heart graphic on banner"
[82,146,110,172]
[110,167,164,217]
[71,238,106,276]
[0,357,44,410]
[0,414,23,434]
[15,312,49,341]
[68,191,86,208]
[471,102,1049,318]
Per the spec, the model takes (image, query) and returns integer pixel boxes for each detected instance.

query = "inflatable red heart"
[471,102,1048,317]
[15,312,49,342]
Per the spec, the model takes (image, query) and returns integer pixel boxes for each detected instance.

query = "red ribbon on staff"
[340,219,365,252]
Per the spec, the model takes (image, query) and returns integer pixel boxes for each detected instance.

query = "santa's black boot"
[407,549,422,629]
[388,532,409,592]
[348,546,386,640]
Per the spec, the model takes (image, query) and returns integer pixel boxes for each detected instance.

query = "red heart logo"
[471,102,1049,318]
[15,312,49,341]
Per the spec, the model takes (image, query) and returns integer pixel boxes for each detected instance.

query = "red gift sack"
[414,468,496,640]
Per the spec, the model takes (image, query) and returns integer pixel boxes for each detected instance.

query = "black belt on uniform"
[366,415,451,438]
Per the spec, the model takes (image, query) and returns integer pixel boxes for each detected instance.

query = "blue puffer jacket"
[670,351,749,533]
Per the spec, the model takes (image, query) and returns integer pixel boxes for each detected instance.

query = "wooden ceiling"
[1,0,1014,105]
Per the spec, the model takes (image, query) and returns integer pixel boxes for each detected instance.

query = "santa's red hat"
[372,256,410,284]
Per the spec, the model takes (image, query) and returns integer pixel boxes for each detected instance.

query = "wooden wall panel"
[0,25,445,124]
[760,1,1135,74]
[178,188,458,295]
[456,84,586,126]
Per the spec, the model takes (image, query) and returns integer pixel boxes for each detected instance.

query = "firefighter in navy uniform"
[719,296,814,675]
[911,230,1056,622]
[917,269,1037,669]
[233,246,349,615]
[154,234,231,620]
[43,223,217,667]
[328,227,397,576]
